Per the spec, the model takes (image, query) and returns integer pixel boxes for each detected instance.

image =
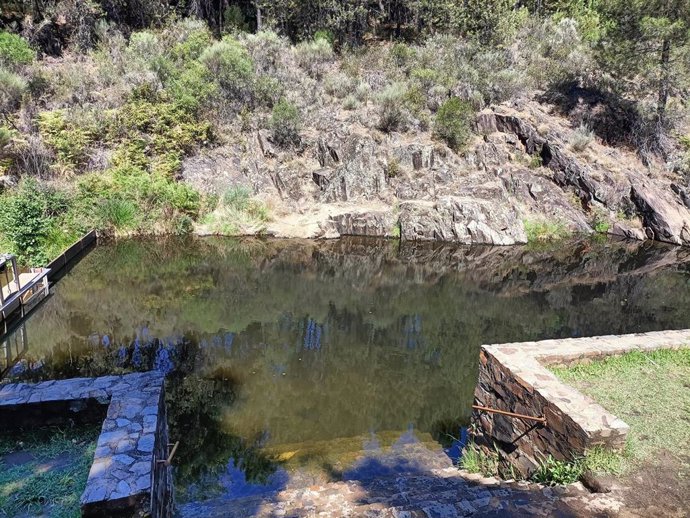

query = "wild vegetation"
[0,1,689,264]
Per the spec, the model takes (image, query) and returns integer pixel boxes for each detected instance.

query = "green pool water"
[4,236,690,501]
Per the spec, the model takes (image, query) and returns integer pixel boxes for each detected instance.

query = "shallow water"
[3,236,690,501]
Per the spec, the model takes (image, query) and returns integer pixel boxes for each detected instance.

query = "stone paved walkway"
[177,442,623,518]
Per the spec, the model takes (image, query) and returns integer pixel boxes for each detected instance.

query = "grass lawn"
[0,426,99,518]
[551,347,690,475]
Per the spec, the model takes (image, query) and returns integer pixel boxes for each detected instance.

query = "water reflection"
[3,236,690,502]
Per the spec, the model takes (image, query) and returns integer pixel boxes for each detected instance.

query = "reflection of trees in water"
[7,331,281,493]
[6,236,690,495]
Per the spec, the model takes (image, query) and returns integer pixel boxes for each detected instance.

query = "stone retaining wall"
[0,371,172,517]
[473,329,690,477]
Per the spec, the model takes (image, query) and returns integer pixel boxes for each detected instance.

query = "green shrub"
[570,123,595,152]
[355,81,371,102]
[0,69,27,115]
[313,30,335,45]
[294,37,333,77]
[199,37,255,103]
[532,456,583,486]
[411,68,438,90]
[0,32,35,68]
[0,178,61,265]
[112,95,211,176]
[127,31,162,67]
[343,94,358,110]
[390,42,415,68]
[253,75,283,108]
[37,109,92,172]
[376,83,407,132]
[77,165,201,234]
[269,99,301,148]
[167,19,215,63]
[517,17,592,89]
[524,218,571,242]
[385,158,401,178]
[167,61,218,112]
[434,97,474,151]
[0,125,11,149]
[324,72,354,98]
[242,30,284,73]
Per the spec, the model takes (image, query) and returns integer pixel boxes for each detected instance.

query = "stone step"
[176,470,519,518]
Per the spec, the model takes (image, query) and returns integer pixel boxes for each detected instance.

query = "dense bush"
[0,32,35,68]
[37,110,93,173]
[200,37,254,104]
[433,98,474,151]
[294,37,333,78]
[376,83,407,132]
[269,99,301,148]
[0,178,66,265]
[242,31,284,73]
[0,69,27,115]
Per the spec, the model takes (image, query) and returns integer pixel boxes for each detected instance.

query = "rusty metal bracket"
[472,404,547,424]
[156,441,180,466]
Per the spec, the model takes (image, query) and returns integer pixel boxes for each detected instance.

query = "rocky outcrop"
[631,176,690,245]
[476,112,621,209]
[320,135,388,202]
[322,209,397,238]
[399,196,527,245]
[183,99,690,248]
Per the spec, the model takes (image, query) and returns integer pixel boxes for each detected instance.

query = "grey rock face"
[399,196,528,245]
[321,135,388,202]
[323,210,397,238]
[631,176,690,245]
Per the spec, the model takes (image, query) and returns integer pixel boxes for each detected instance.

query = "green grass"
[0,426,99,518]
[200,185,270,236]
[459,442,499,477]
[523,218,571,242]
[552,348,690,471]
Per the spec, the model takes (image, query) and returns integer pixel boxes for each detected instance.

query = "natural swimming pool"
[3,236,690,503]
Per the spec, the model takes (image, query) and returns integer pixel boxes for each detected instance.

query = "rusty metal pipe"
[156,441,180,466]
[472,404,546,424]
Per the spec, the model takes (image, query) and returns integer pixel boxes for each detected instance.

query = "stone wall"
[152,383,174,518]
[0,372,173,518]
[473,329,690,477]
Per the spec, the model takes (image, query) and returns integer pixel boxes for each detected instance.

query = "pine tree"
[598,0,690,126]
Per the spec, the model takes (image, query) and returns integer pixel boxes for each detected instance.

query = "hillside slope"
[186,95,690,246]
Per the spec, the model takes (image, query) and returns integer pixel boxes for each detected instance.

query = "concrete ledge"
[0,371,172,518]
[473,329,690,476]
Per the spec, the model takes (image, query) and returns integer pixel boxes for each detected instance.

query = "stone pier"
[0,371,173,517]
[473,329,690,476]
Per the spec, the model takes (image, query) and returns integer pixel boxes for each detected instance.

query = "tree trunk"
[657,37,671,126]
[255,1,262,31]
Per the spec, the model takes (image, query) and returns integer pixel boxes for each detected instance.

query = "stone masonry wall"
[0,372,173,518]
[473,329,690,477]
